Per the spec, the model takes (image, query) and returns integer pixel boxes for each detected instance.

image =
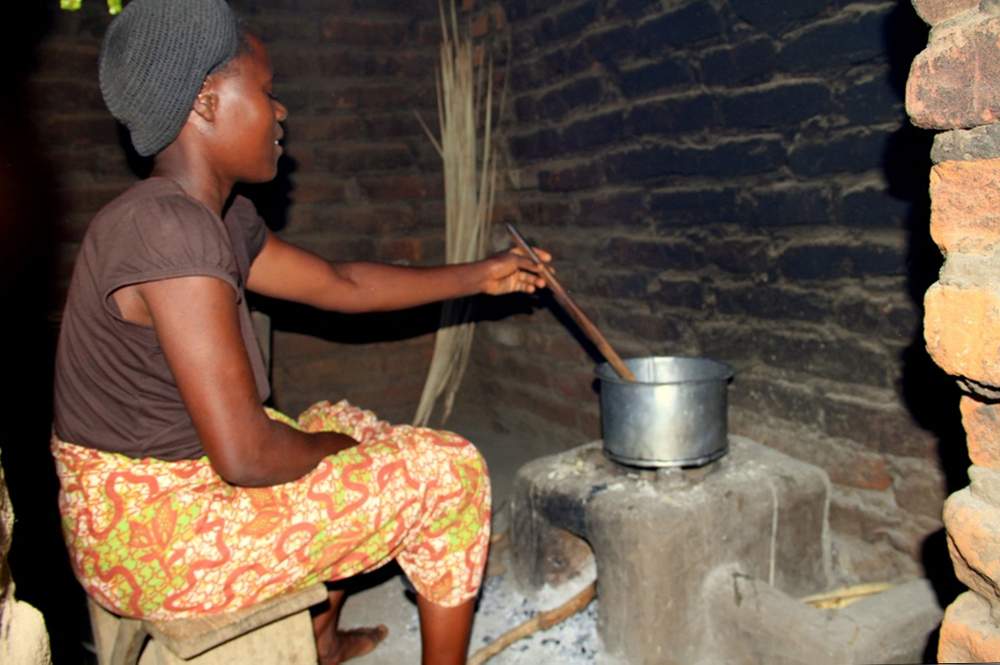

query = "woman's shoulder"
[83,178,239,283]
[87,177,229,251]
[95,178,216,230]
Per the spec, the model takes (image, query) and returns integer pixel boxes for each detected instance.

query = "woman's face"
[209,34,287,184]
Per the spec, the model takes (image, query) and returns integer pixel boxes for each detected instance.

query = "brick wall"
[906,0,1000,659]
[455,0,951,584]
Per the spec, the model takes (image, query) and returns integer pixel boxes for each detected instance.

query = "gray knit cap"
[99,0,240,156]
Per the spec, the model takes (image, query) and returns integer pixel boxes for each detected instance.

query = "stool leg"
[109,619,147,665]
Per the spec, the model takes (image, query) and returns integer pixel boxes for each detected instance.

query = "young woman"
[51,1,548,663]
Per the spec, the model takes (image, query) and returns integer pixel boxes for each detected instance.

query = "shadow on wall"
[881,2,966,611]
[0,4,91,665]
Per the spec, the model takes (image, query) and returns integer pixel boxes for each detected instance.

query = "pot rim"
[595,355,734,386]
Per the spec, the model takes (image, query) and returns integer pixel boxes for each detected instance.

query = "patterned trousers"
[52,400,491,619]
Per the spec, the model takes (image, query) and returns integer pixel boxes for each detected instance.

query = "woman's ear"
[191,79,219,124]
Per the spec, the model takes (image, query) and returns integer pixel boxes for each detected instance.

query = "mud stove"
[508,437,942,665]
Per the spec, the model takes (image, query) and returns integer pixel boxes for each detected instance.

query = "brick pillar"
[907,1,1000,660]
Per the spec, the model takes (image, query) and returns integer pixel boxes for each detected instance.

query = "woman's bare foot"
[317,625,389,664]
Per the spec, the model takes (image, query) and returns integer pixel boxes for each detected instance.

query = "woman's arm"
[246,231,549,312]
[136,274,358,486]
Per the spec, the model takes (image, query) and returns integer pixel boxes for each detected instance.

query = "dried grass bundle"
[413,0,501,426]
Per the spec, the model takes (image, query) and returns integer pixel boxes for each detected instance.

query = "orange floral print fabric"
[52,400,491,619]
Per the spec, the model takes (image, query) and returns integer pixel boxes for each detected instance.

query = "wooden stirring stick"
[506,223,636,382]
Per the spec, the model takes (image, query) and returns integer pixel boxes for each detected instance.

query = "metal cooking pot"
[596,356,734,468]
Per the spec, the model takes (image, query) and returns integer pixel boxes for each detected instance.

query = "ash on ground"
[404,571,624,665]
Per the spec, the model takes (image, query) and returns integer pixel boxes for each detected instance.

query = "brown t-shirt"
[53,177,271,460]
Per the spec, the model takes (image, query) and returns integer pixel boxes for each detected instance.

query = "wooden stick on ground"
[467,582,597,665]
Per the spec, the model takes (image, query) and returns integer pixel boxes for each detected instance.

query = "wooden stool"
[87,584,327,665]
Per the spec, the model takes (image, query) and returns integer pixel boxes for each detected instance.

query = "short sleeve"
[226,195,268,261]
[98,192,240,307]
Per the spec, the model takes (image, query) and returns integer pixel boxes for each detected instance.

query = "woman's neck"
[151,146,232,216]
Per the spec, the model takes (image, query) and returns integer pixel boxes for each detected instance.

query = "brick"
[244,16,322,43]
[538,161,603,192]
[962,396,1000,468]
[288,175,349,205]
[825,395,939,458]
[534,0,600,44]
[359,174,443,201]
[929,159,1000,255]
[939,592,1000,663]
[376,236,426,263]
[702,237,770,274]
[636,3,723,51]
[925,283,1000,387]
[605,237,703,271]
[788,129,886,176]
[698,324,760,368]
[605,0,659,18]
[510,60,544,93]
[503,0,548,22]
[601,144,703,183]
[269,48,323,78]
[320,17,409,47]
[36,115,120,148]
[616,138,785,182]
[583,25,637,62]
[729,0,828,35]
[830,449,896,492]
[583,271,655,303]
[756,330,892,387]
[695,138,786,177]
[729,376,824,429]
[541,44,591,81]
[636,274,708,312]
[944,488,1000,611]
[509,128,560,161]
[29,79,104,114]
[575,191,645,228]
[536,76,604,122]
[514,95,538,123]
[744,183,832,226]
[907,15,1000,130]
[700,38,777,86]
[837,70,906,125]
[912,0,979,26]
[271,83,310,114]
[889,456,948,520]
[619,58,694,97]
[626,95,717,136]
[648,187,741,227]
[716,286,829,323]
[719,81,832,129]
[777,243,906,280]
[839,185,914,229]
[777,9,887,73]
[560,111,625,152]
[933,124,1000,163]
[313,142,414,173]
[511,198,574,228]
[366,113,429,139]
[834,295,920,343]
[471,12,489,38]
[288,115,366,143]
[601,309,689,345]
[34,42,99,80]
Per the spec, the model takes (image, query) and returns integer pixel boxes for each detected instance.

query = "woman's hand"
[478,246,552,296]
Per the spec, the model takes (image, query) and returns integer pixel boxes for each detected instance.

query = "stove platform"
[509,436,941,664]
